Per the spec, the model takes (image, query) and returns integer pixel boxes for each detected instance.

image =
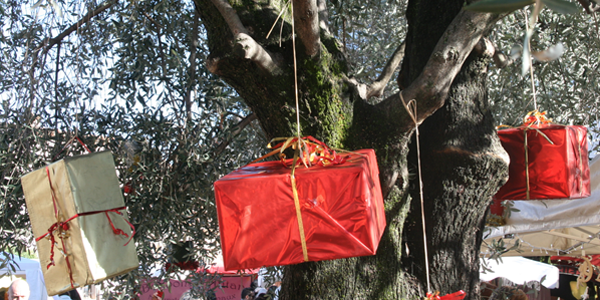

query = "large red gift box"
[494,124,590,201]
[214,149,386,271]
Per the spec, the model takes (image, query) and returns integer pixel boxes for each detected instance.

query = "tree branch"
[292,0,321,56]
[366,42,405,99]
[473,37,513,68]
[375,10,501,126]
[185,9,200,119]
[42,0,117,56]
[209,0,248,35]
[317,0,330,35]
[233,33,282,73]
[143,11,164,31]
[206,0,281,74]
[214,113,258,158]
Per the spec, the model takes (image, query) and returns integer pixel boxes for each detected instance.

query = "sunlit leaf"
[542,0,580,14]
[30,0,43,9]
[464,0,535,13]
[522,31,532,76]
[532,42,565,61]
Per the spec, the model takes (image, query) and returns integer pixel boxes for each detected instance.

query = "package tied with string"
[214,137,386,271]
[21,151,139,296]
[492,112,590,218]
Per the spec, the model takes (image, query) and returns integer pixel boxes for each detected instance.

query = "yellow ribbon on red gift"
[497,110,554,199]
[499,110,586,200]
[252,136,349,262]
[522,111,555,199]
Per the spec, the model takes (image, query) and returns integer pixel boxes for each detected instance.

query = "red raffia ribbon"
[37,166,135,288]
[251,136,349,262]
[426,290,466,300]
[523,110,552,127]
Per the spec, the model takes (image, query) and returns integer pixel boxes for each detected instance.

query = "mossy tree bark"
[195,0,509,298]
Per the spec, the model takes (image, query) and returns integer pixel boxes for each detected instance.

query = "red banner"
[139,277,252,300]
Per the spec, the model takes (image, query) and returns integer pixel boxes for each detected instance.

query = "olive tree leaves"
[466,0,579,76]
[465,0,578,14]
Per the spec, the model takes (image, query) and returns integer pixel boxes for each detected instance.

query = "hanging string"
[290,1,301,139]
[400,92,432,294]
[526,24,538,111]
[524,4,540,111]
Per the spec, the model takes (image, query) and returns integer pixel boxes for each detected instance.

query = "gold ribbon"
[498,111,553,199]
[290,173,308,261]
[251,136,349,262]
[523,111,554,199]
[500,110,587,199]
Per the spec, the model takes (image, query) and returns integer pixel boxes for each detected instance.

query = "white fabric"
[480,257,559,289]
[483,156,600,256]
[0,253,50,300]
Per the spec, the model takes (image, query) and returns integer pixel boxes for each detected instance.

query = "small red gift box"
[214,149,386,271]
[494,124,590,201]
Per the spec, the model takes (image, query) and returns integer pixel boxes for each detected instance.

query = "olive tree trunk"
[195,0,508,298]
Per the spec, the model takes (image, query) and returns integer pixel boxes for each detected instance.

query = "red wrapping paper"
[214,149,386,271]
[494,124,590,201]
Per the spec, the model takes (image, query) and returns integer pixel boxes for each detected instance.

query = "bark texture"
[195,0,509,298]
[399,1,508,298]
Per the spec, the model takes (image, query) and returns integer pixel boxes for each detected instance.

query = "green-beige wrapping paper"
[21,151,139,296]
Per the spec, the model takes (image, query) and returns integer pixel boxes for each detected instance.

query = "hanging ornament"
[578,257,594,286]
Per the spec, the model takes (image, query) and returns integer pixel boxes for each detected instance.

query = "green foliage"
[487,7,600,155]
[0,0,599,298]
[543,0,580,15]
[464,0,578,14]
[328,0,407,101]
[465,0,536,13]
[0,0,265,298]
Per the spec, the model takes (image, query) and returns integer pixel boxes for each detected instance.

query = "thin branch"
[577,0,600,13]
[42,0,117,56]
[143,11,164,31]
[206,0,281,74]
[292,0,321,56]
[317,0,330,35]
[209,0,248,35]
[233,33,282,73]
[54,42,61,102]
[343,76,368,99]
[366,42,405,99]
[375,10,501,126]
[141,10,169,81]
[492,51,513,68]
[185,10,200,119]
[474,37,513,68]
[214,113,258,158]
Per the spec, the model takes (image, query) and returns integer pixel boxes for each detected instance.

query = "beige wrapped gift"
[21,151,139,296]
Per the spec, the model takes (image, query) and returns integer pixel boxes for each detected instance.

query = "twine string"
[400,92,431,294]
